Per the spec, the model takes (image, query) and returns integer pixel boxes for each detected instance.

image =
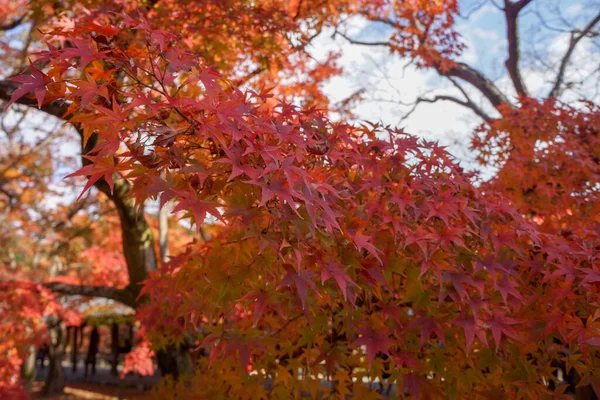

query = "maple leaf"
[567,315,600,348]
[453,316,488,353]
[238,290,268,327]
[4,8,600,398]
[406,316,446,349]
[353,233,383,263]
[66,155,127,198]
[5,61,50,109]
[391,350,420,369]
[352,328,393,369]
[201,334,256,374]
[171,197,222,229]
[402,373,429,400]
[277,264,319,311]
[89,97,132,132]
[59,39,99,69]
[496,275,523,304]
[487,312,521,352]
[71,73,109,107]
[320,261,358,303]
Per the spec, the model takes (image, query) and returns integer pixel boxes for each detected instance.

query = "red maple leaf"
[352,328,392,369]
[353,233,383,263]
[277,264,319,310]
[320,261,358,303]
[487,312,521,351]
[66,155,128,198]
[5,61,50,109]
[238,290,268,327]
[72,73,109,107]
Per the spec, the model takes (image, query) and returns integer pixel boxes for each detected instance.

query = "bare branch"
[43,282,117,299]
[334,23,510,116]
[332,30,390,47]
[0,15,27,31]
[458,0,487,20]
[232,67,264,87]
[442,62,512,109]
[504,0,532,97]
[0,130,62,180]
[401,94,492,124]
[549,11,600,98]
[447,77,494,123]
[42,282,136,307]
[293,0,304,20]
[18,22,37,69]
[334,19,512,110]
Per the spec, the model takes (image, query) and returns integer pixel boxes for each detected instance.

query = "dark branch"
[549,12,600,98]
[43,282,117,298]
[332,30,391,47]
[504,0,531,97]
[0,15,27,31]
[401,94,492,124]
[447,77,494,123]
[509,0,533,11]
[442,62,512,109]
[232,67,265,87]
[43,282,137,307]
[334,26,509,114]
[293,0,304,20]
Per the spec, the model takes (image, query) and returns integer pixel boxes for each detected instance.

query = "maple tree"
[0,0,598,399]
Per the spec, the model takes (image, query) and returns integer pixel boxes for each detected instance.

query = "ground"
[32,362,158,399]
[31,382,149,399]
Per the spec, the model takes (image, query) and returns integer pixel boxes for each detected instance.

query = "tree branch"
[43,282,117,299]
[0,15,27,31]
[509,0,533,11]
[447,77,494,123]
[42,282,136,307]
[401,94,492,124]
[334,24,512,111]
[549,11,600,98]
[442,62,512,109]
[332,28,512,116]
[332,30,391,47]
[504,0,531,97]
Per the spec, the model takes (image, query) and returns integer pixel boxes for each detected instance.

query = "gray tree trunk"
[42,321,65,395]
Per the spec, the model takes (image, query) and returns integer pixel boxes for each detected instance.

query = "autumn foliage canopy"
[0,0,599,398]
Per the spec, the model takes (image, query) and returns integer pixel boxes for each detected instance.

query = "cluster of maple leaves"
[1,0,599,398]
[473,98,600,235]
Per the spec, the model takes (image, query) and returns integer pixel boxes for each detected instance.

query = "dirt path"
[31,381,149,399]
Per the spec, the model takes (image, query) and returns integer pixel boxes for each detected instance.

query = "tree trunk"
[111,323,119,376]
[156,334,194,380]
[71,326,79,373]
[156,345,181,379]
[20,345,36,392]
[43,321,65,395]
[158,195,171,265]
